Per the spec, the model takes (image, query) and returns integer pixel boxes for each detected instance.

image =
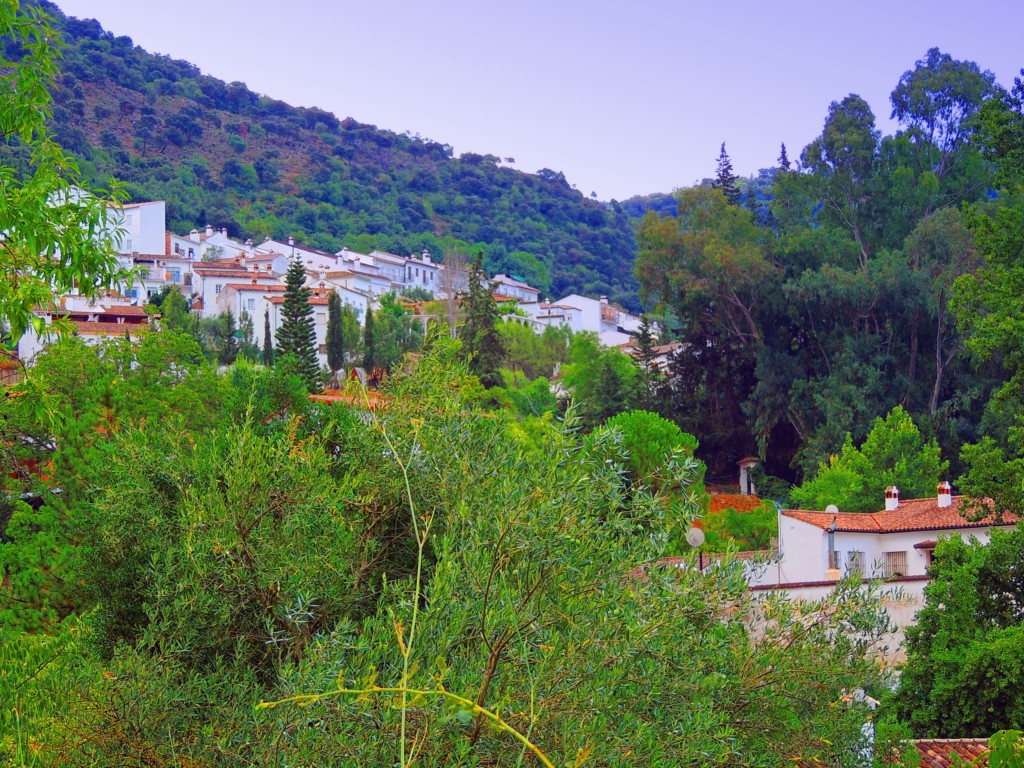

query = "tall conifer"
[778,142,791,171]
[461,251,505,388]
[712,142,742,205]
[363,306,377,373]
[263,309,274,366]
[276,256,320,391]
[326,290,344,386]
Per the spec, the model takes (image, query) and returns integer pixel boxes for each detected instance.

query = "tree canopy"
[791,406,948,512]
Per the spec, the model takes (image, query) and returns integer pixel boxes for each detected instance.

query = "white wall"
[749,578,928,664]
[753,514,1013,587]
[111,201,166,255]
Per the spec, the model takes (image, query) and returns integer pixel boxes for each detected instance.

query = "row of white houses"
[17,199,646,365]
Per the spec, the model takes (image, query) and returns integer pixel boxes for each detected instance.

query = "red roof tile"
[914,739,989,768]
[267,296,329,306]
[99,305,148,317]
[71,321,150,336]
[192,266,249,276]
[782,496,1017,534]
[221,283,287,292]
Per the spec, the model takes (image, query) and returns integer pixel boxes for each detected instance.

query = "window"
[316,313,326,325]
[846,551,864,578]
[126,238,133,252]
[215,284,222,294]
[318,344,327,354]
[247,298,255,310]
[883,551,907,578]
[170,270,181,283]
[922,548,936,569]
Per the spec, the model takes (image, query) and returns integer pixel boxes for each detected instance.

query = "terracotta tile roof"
[192,266,249,276]
[914,739,989,768]
[99,305,148,317]
[71,321,150,336]
[782,496,1018,534]
[221,283,287,292]
[267,296,329,306]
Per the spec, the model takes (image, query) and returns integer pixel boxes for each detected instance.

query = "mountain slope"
[5,1,641,309]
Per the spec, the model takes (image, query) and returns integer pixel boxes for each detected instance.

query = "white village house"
[750,483,1016,587]
[732,483,1019,661]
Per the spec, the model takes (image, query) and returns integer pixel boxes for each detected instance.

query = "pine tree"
[263,309,274,366]
[778,142,791,171]
[461,251,505,388]
[276,256,320,391]
[712,142,742,205]
[326,290,344,387]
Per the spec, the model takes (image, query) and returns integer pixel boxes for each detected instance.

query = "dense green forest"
[636,52,1024,487]
[0,1,641,309]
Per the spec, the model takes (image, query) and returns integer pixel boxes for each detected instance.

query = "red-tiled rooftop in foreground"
[783,496,1017,534]
[97,305,148,317]
[914,739,990,768]
[221,284,287,292]
[71,321,150,336]
[267,295,330,306]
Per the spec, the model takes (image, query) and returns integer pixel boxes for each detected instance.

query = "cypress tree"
[326,290,344,387]
[276,256,320,391]
[362,305,377,373]
[461,251,505,388]
[263,309,274,366]
[712,142,742,205]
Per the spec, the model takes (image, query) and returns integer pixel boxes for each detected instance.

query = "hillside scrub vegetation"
[0,336,910,765]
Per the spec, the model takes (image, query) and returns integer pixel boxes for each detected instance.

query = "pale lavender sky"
[53,0,1024,201]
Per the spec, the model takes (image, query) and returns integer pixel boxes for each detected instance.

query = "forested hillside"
[1,1,641,308]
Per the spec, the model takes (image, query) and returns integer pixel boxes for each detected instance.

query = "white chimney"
[422,249,431,264]
[189,229,200,243]
[205,224,214,237]
[599,295,608,305]
[937,481,952,508]
[884,486,900,511]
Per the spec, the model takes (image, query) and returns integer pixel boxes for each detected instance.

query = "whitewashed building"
[751,485,1018,587]
[492,274,541,303]
[553,294,641,347]
[405,250,441,295]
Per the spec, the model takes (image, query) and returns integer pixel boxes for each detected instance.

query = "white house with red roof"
[750,484,1019,588]
[17,296,152,362]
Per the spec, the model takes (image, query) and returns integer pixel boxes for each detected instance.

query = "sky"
[52,0,1024,201]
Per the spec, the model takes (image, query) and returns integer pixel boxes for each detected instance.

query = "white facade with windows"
[748,487,1017,587]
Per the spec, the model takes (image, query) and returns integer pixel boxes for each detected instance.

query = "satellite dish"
[825,504,839,514]
[685,527,705,548]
